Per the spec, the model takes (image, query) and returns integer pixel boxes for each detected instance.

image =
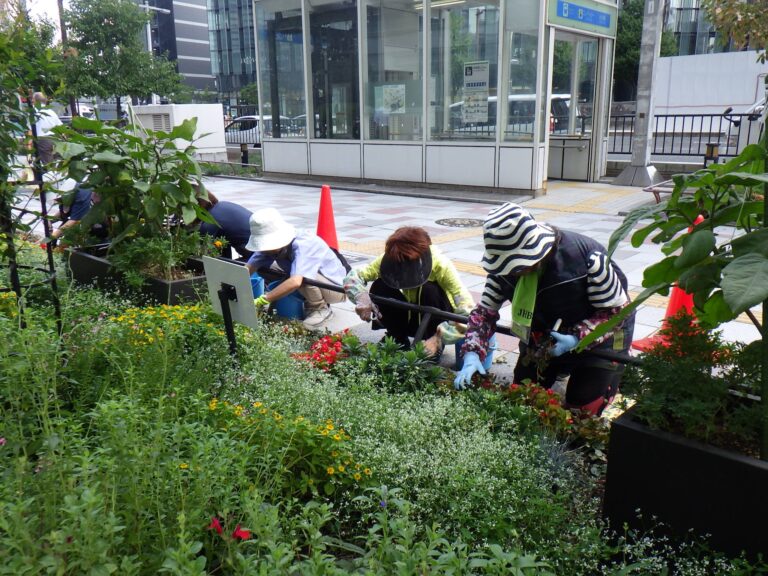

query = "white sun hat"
[481,202,557,276]
[244,208,296,252]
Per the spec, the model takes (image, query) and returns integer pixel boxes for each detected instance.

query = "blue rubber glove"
[550,332,579,357]
[254,294,270,308]
[453,351,486,390]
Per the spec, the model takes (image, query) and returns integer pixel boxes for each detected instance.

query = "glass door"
[547,29,599,181]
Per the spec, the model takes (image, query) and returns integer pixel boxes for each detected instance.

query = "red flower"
[207,517,223,535]
[547,398,559,405]
[232,524,251,540]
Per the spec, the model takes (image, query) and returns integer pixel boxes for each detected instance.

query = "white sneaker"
[302,306,333,328]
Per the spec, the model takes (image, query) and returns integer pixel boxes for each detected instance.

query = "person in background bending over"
[244,207,346,329]
[453,203,635,416]
[344,226,473,356]
[198,192,253,260]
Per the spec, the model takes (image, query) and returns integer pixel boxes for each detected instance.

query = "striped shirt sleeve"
[479,275,509,311]
[586,251,627,308]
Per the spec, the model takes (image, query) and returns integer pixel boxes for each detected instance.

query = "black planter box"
[66,245,207,305]
[603,406,768,559]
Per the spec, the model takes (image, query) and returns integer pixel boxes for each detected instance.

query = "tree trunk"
[116,96,122,122]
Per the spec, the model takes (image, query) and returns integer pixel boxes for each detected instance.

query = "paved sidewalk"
[201,176,762,380]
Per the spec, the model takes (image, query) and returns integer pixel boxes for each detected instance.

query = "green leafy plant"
[55,115,212,244]
[620,312,761,455]
[580,142,767,457]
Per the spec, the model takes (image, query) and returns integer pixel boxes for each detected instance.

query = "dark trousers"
[369,279,452,347]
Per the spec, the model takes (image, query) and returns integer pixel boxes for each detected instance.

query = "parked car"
[447,94,577,138]
[224,115,294,147]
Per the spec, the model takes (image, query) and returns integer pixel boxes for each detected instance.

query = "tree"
[239,82,259,106]
[703,0,768,61]
[0,4,62,314]
[64,0,184,118]
[613,0,677,102]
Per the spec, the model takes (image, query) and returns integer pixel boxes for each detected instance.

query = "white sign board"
[462,61,490,123]
[203,256,259,330]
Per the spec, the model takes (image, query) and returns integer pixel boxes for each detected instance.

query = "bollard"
[240,143,249,166]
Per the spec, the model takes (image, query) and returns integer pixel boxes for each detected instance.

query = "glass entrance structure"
[253,0,617,192]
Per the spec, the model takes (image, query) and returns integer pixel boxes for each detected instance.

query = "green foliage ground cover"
[0,250,765,574]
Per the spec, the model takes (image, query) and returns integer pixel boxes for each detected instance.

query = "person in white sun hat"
[244,208,347,328]
[453,202,635,416]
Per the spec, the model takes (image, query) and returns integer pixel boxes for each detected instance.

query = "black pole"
[240,143,249,166]
[217,284,238,357]
[28,98,63,334]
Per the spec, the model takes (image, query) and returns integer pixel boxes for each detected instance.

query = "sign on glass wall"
[462,61,490,124]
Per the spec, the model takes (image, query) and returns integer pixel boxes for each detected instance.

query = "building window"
[255,0,306,138]
[364,1,423,141]
[429,1,500,141]
[308,0,360,139]
[504,0,539,142]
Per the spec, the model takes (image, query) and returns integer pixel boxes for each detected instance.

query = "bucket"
[267,280,305,320]
[455,334,496,371]
[251,273,265,297]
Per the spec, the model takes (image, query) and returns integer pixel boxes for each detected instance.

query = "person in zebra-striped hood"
[454,202,635,416]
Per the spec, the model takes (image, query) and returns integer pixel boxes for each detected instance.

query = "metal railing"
[608,112,762,158]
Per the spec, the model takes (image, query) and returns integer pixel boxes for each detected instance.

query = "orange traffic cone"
[316,184,338,250]
[631,215,705,352]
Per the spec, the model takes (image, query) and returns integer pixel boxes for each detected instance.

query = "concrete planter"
[603,406,768,559]
[66,245,207,305]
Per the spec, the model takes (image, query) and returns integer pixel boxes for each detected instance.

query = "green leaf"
[696,291,734,328]
[720,254,768,315]
[181,205,197,225]
[144,198,161,220]
[169,118,197,142]
[607,203,667,256]
[93,151,127,163]
[677,261,722,294]
[675,229,716,269]
[714,171,768,187]
[71,115,104,132]
[730,229,768,258]
[642,256,679,287]
[54,141,86,159]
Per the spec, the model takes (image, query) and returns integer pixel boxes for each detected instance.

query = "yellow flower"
[214,240,223,249]
[337,465,345,472]
[179,463,189,470]
[355,463,361,470]
[259,408,268,415]
[333,434,341,441]
[364,468,372,476]
[273,413,282,421]
[331,451,338,457]
[326,467,335,475]
[208,399,219,410]
[326,423,334,431]
[353,473,362,481]
[252,401,263,408]
[321,430,329,436]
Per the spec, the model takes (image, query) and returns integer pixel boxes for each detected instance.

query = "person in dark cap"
[454,202,635,416]
[344,226,473,354]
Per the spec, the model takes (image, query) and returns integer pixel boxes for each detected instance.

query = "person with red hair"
[344,226,473,354]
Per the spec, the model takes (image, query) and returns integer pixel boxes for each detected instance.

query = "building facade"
[665,0,734,56]
[252,0,618,193]
[147,0,216,90]
[207,0,258,101]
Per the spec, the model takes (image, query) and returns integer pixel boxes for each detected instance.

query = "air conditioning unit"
[132,104,227,162]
